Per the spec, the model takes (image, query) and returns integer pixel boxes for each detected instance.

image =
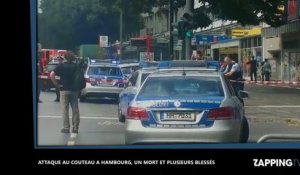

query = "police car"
[138,61,159,69]
[118,68,157,122]
[39,58,63,91]
[80,59,139,102]
[158,60,208,69]
[124,68,249,144]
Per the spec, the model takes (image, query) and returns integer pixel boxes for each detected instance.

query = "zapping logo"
[253,159,300,167]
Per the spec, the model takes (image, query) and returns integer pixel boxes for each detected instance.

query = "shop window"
[258,37,262,46]
[254,37,258,47]
[247,38,251,48]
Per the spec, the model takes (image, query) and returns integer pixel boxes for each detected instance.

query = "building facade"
[262,0,300,81]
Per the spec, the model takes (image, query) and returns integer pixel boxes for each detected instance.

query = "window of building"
[247,38,251,48]
[258,37,262,46]
[253,37,258,47]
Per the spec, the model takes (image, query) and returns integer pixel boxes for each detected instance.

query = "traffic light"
[172,13,194,40]
[276,1,288,24]
[182,13,193,38]
[185,31,193,38]
[177,20,186,40]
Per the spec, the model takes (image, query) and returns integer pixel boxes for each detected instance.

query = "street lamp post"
[169,0,174,58]
[185,0,193,60]
[119,7,123,60]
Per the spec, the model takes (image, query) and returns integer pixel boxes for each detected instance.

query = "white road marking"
[70,133,77,138]
[245,105,300,108]
[67,141,75,146]
[38,115,118,120]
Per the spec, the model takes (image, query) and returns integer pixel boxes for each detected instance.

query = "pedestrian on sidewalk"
[263,59,272,81]
[246,56,258,81]
[260,61,265,81]
[50,51,85,134]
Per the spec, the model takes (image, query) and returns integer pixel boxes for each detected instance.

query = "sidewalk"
[243,77,300,89]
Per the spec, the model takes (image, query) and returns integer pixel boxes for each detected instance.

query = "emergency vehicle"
[38,49,67,91]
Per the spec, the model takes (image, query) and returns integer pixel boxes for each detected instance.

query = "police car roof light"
[157,68,219,72]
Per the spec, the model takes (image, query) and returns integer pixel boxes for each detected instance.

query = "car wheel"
[118,104,125,123]
[240,118,249,143]
[79,96,86,102]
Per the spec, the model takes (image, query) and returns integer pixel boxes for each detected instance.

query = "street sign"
[99,36,108,48]
[139,52,154,61]
[125,46,138,52]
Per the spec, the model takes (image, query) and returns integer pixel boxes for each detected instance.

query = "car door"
[120,72,139,115]
[225,78,244,120]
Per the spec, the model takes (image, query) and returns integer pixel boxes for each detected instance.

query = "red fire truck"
[39,49,67,91]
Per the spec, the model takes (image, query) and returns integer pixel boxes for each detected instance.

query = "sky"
[38,0,42,13]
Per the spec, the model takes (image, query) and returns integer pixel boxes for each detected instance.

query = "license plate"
[96,80,113,87]
[161,112,195,121]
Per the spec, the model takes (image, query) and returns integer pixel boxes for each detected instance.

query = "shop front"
[281,31,300,82]
[240,36,262,79]
[210,39,240,62]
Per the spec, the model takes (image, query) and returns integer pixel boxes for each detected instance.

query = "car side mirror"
[238,90,249,99]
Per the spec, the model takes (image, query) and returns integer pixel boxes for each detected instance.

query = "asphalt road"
[37,85,300,146]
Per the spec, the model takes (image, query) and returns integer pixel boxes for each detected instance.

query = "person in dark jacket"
[246,56,258,81]
[50,52,82,133]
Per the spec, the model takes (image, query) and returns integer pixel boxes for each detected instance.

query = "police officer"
[223,56,244,103]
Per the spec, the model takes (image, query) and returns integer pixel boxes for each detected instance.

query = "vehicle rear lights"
[127,107,148,121]
[207,107,234,120]
[85,78,91,83]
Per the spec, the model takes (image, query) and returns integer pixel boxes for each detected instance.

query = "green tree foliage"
[38,0,287,50]
[198,0,287,28]
[38,0,149,51]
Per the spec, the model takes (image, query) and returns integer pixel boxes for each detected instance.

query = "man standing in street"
[247,56,258,81]
[50,52,81,133]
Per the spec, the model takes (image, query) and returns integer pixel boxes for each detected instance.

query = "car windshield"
[141,73,151,83]
[121,67,133,75]
[87,67,122,76]
[138,76,224,97]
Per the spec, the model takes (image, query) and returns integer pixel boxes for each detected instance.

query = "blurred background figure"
[54,56,63,102]
[191,50,202,60]
[37,60,43,103]
[260,61,265,81]
[246,56,258,81]
[263,59,272,81]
